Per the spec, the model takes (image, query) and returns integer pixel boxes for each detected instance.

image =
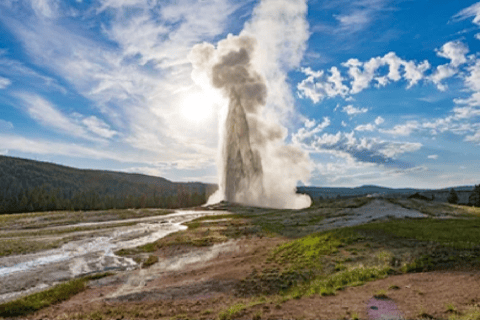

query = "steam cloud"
[190,33,311,209]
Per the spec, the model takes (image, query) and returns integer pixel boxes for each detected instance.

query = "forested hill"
[0,155,216,214]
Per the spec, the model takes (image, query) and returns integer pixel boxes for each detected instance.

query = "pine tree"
[469,184,480,207]
[447,188,459,204]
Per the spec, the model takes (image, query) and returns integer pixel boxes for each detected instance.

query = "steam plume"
[190,33,311,209]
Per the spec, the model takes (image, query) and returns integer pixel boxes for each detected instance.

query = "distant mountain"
[297,184,475,202]
[0,155,216,214]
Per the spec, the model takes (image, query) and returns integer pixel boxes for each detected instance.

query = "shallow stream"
[0,210,226,303]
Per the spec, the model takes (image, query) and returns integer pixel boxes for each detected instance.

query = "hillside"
[0,155,216,213]
[297,184,476,204]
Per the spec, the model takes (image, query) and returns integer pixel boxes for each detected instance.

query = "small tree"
[469,184,480,207]
[447,188,459,204]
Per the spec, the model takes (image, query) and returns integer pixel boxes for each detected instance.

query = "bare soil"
[23,236,480,320]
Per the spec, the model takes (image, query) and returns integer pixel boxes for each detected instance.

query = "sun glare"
[179,91,216,123]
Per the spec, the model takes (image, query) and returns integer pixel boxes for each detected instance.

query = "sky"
[0,0,479,189]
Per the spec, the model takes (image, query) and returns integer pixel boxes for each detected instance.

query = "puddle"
[367,297,403,320]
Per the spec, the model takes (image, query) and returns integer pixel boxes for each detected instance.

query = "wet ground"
[0,210,228,303]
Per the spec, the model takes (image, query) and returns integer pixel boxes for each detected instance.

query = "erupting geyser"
[189,35,312,209]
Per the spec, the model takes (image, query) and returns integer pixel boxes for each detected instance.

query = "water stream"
[0,210,226,303]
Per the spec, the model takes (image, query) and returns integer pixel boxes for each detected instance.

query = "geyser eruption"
[190,35,311,209]
[212,43,267,204]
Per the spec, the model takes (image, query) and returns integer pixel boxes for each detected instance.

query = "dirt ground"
[25,236,480,320]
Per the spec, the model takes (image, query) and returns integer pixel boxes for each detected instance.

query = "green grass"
[374,289,389,299]
[0,208,173,231]
[355,218,480,249]
[218,303,247,320]
[0,221,137,239]
[0,273,112,317]
[0,238,66,257]
[270,233,343,269]
[447,306,480,320]
[142,255,159,268]
[289,265,392,299]
[446,303,459,313]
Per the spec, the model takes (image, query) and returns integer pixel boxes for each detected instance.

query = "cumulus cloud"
[293,117,331,142]
[428,154,438,160]
[293,122,422,169]
[428,41,469,90]
[436,41,469,67]
[380,121,419,136]
[298,51,430,102]
[355,123,375,131]
[374,116,384,125]
[465,130,480,143]
[430,64,457,91]
[297,66,349,103]
[342,105,368,115]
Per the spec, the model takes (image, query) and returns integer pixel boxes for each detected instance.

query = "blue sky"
[0,0,479,189]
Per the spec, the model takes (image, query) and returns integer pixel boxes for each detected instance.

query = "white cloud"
[465,130,480,143]
[430,64,457,91]
[354,116,385,132]
[427,154,438,160]
[292,117,331,145]
[81,116,118,139]
[0,76,11,89]
[0,134,118,160]
[329,0,390,34]
[379,141,422,158]
[380,121,419,136]
[0,119,14,130]
[453,2,480,26]
[355,123,375,131]
[294,121,422,166]
[435,41,469,67]
[298,51,430,102]
[16,92,92,140]
[374,116,384,125]
[342,105,368,115]
[297,66,349,103]
[30,0,59,19]
[15,92,120,142]
[0,0,240,167]
[464,60,480,92]
[97,0,149,13]
[0,55,64,93]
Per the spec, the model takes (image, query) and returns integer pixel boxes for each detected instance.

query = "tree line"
[0,184,208,214]
[0,155,215,214]
[447,185,480,206]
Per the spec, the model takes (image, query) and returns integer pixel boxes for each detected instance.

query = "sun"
[179,90,217,123]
